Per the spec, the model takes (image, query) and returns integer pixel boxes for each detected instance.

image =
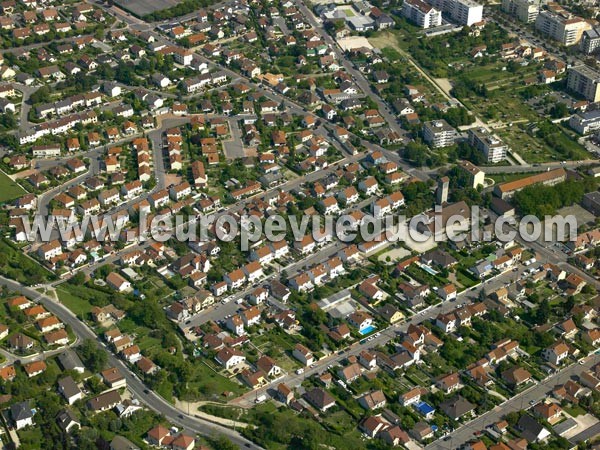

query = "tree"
[535,299,550,325]
[78,339,107,373]
[564,295,575,313]
[209,436,239,450]
[29,86,51,105]
[69,271,86,285]
[550,102,569,119]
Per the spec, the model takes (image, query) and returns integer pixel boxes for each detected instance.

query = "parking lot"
[115,0,181,16]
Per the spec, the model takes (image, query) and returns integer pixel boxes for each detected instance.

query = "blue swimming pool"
[421,264,439,276]
[359,325,377,336]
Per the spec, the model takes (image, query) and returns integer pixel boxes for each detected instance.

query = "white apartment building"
[423,120,457,148]
[535,7,591,46]
[569,110,600,135]
[431,0,483,26]
[501,0,542,23]
[402,0,442,28]
[581,28,600,55]
[468,128,508,163]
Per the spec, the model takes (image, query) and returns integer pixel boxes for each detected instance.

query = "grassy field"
[489,172,538,184]
[497,125,590,164]
[56,285,94,318]
[0,169,26,202]
[0,239,53,285]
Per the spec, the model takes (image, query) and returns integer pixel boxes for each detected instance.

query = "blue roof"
[415,401,435,415]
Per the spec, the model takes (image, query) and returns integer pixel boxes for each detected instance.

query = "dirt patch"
[368,31,400,52]
[12,168,36,179]
[165,173,182,186]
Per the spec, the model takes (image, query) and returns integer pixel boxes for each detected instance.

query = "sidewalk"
[174,399,252,429]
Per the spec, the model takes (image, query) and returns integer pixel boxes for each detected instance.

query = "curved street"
[0,275,264,450]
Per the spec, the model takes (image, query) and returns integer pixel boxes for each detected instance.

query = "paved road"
[294,0,409,144]
[488,207,600,291]
[230,252,551,409]
[231,282,482,407]
[147,116,189,190]
[0,275,264,450]
[482,160,600,174]
[100,7,428,183]
[425,355,600,450]
[486,8,584,69]
[36,149,104,216]
[16,83,38,133]
[223,119,245,159]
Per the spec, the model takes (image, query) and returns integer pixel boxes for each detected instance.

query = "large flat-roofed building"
[423,120,457,148]
[431,0,483,25]
[567,65,600,102]
[535,5,591,46]
[402,0,442,28]
[569,110,600,135]
[501,0,542,23]
[581,28,600,55]
[450,0,483,25]
[467,128,508,163]
[493,168,567,199]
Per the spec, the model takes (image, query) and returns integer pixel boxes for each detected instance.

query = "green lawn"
[564,405,586,417]
[0,239,54,285]
[186,360,246,399]
[0,170,26,203]
[455,268,479,289]
[55,285,95,318]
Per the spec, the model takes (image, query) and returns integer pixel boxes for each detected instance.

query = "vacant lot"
[0,170,26,202]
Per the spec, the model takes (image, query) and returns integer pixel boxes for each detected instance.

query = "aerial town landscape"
[0,0,597,447]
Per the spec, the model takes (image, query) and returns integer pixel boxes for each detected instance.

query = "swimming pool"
[359,325,377,335]
[421,264,439,276]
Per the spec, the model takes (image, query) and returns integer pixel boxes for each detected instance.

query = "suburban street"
[0,275,265,450]
[426,354,600,450]
[230,259,537,408]
[293,0,410,144]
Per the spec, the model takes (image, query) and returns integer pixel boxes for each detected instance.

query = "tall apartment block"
[501,0,543,23]
[535,4,591,46]
[567,65,600,102]
[401,0,442,28]
[431,0,483,26]
[468,128,508,164]
[423,120,457,148]
[581,28,600,55]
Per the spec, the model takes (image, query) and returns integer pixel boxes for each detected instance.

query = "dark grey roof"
[57,350,84,371]
[517,414,547,442]
[440,396,475,420]
[110,435,140,450]
[58,376,81,399]
[56,409,79,431]
[87,389,121,411]
[303,387,335,410]
[583,28,600,40]
[10,401,32,421]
